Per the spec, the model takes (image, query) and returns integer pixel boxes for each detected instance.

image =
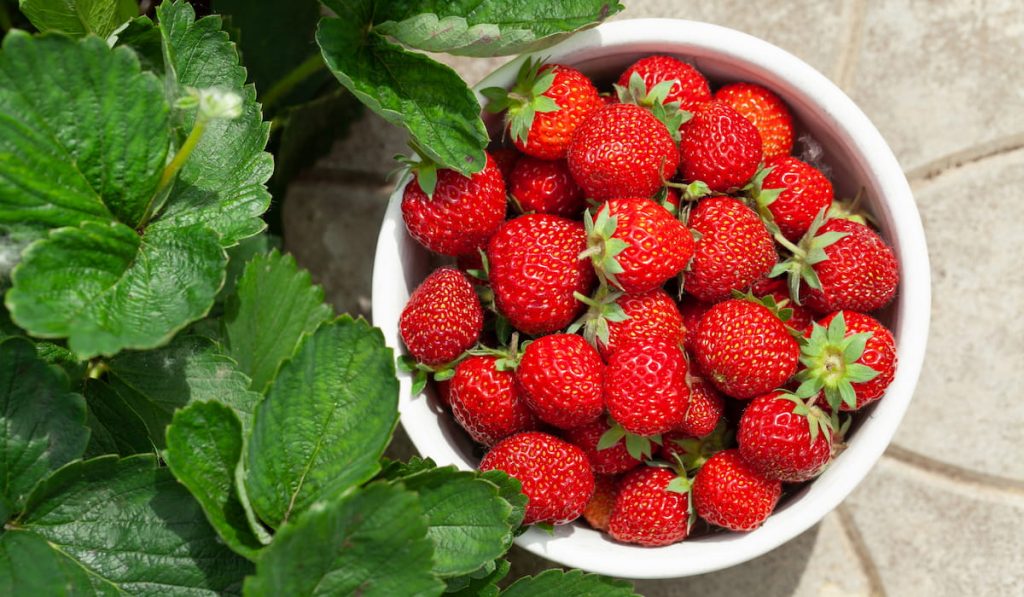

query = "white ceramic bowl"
[372,18,930,579]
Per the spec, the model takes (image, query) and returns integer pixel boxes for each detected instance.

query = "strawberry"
[678,297,712,353]
[508,156,586,218]
[774,215,899,314]
[693,297,799,399]
[748,156,834,242]
[480,431,595,525]
[399,267,483,366]
[583,474,619,531]
[516,334,604,429]
[678,100,763,192]
[487,214,596,335]
[608,466,692,546]
[490,146,521,180]
[567,103,679,201]
[583,197,695,294]
[684,197,777,303]
[751,277,813,331]
[448,355,537,447]
[574,288,685,360]
[678,358,726,438]
[401,152,507,257]
[617,55,711,113]
[797,311,896,412]
[738,391,834,483]
[605,337,690,436]
[434,378,451,407]
[564,417,643,475]
[714,82,794,160]
[483,59,602,160]
[693,449,781,531]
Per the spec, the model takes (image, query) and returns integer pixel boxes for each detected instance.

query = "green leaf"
[83,379,157,457]
[317,15,489,176]
[115,15,165,72]
[149,1,272,247]
[391,467,515,577]
[18,0,137,37]
[244,316,399,528]
[212,0,329,109]
[15,455,253,595]
[165,401,264,561]
[0,32,169,228]
[0,531,95,595]
[372,0,624,57]
[0,337,89,511]
[846,363,880,383]
[500,569,638,597]
[6,221,227,359]
[243,483,444,597]
[223,249,333,393]
[479,469,527,529]
[217,232,280,304]
[445,559,510,597]
[105,332,261,445]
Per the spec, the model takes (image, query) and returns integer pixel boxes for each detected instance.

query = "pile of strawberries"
[397,54,899,546]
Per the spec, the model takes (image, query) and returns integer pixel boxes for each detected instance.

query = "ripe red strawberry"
[608,466,692,546]
[516,334,604,429]
[679,101,763,192]
[434,378,451,407]
[564,418,642,475]
[583,474,619,531]
[751,277,813,331]
[798,311,897,411]
[490,146,521,180]
[508,156,585,218]
[693,298,799,399]
[684,197,777,303]
[567,103,679,201]
[584,197,695,294]
[714,82,794,160]
[480,431,595,525]
[399,267,483,365]
[777,217,899,314]
[738,391,834,483]
[752,156,834,242]
[693,449,781,531]
[483,60,602,160]
[605,338,690,436]
[448,355,537,447]
[617,55,711,113]
[401,152,506,257]
[487,214,596,335]
[576,288,685,360]
[678,297,712,353]
[678,358,725,437]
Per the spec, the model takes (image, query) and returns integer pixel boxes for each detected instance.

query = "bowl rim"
[372,17,931,579]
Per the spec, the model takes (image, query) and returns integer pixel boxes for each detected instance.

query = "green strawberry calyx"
[776,390,836,447]
[653,456,697,532]
[580,203,630,290]
[731,289,794,325]
[741,164,786,237]
[794,312,880,412]
[481,57,561,146]
[665,420,732,473]
[769,208,849,304]
[567,285,630,349]
[597,417,662,461]
[394,139,443,198]
[467,332,526,372]
[614,71,691,142]
[827,188,876,226]
[397,353,465,398]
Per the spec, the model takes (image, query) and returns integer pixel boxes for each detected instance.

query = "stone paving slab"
[895,148,1024,482]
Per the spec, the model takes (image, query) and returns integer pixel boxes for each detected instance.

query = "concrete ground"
[282,1,1024,595]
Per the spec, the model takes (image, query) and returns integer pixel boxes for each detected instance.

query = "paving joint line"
[905,134,1024,187]
[831,0,868,88]
[835,505,887,596]
[884,444,1024,498]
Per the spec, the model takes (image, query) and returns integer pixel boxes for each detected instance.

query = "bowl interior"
[372,19,929,579]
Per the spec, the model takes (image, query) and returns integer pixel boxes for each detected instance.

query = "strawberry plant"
[0,0,637,594]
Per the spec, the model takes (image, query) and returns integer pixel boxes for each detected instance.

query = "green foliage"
[18,0,136,37]
[500,569,640,596]
[244,316,399,528]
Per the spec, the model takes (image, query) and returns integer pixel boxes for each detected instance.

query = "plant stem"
[260,53,327,114]
[138,116,208,228]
